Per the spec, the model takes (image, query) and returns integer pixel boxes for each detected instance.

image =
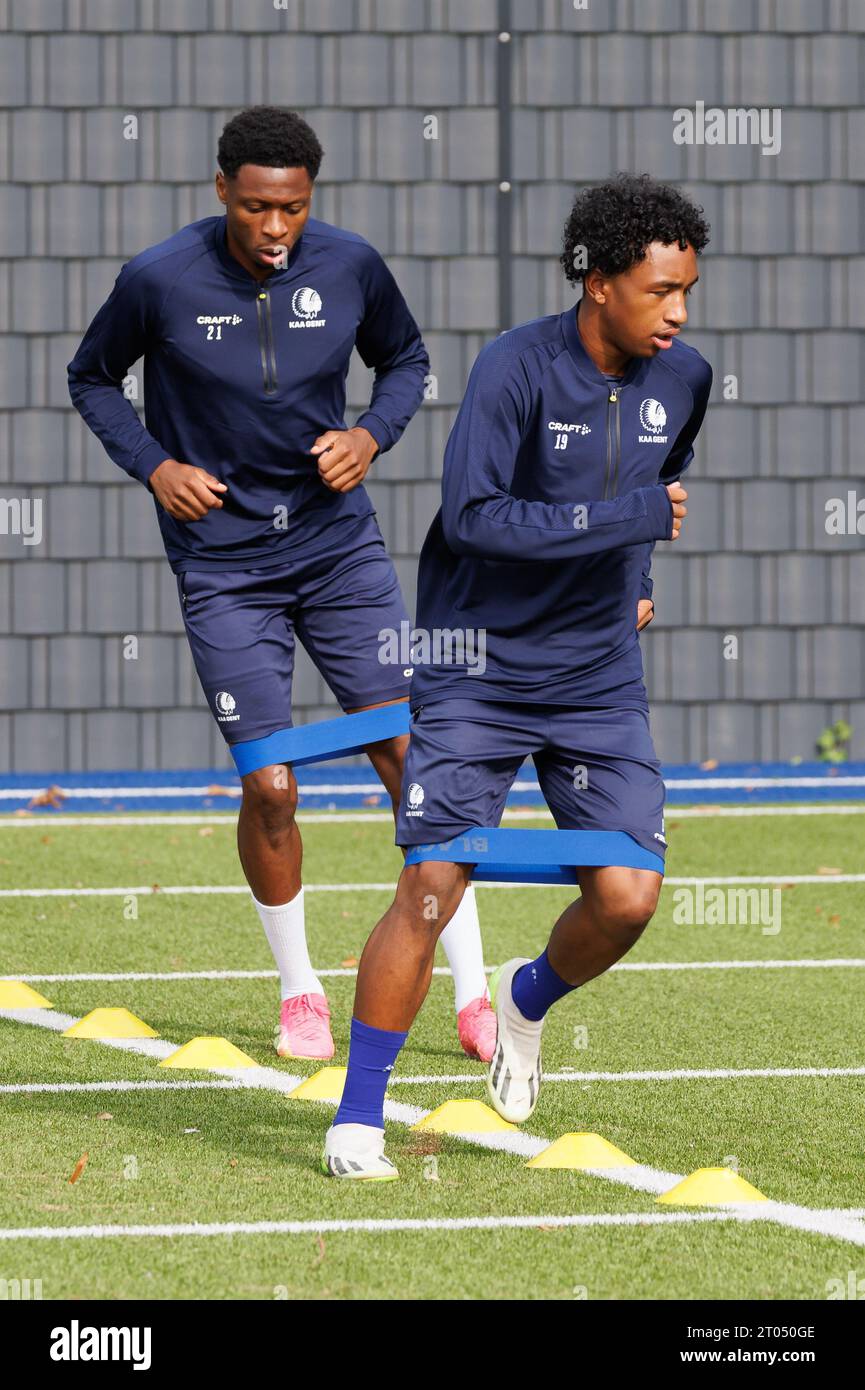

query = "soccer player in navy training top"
[68,107,496,1066]
[324,174,713,1179]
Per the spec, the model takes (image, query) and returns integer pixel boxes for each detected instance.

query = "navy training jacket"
[67,215,430,572]
[410,301,712,709]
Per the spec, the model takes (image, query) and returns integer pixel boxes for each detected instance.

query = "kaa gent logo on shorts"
[289,287,326,328]
[638,398,668,444]
[215,690,239,723]
[406,782,425,817]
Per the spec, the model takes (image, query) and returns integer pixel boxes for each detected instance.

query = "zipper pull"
[609,390,618,403]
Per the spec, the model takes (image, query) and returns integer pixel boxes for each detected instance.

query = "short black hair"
[560,173,710,286]
[217,106,323,181]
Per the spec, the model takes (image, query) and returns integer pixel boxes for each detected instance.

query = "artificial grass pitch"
[0,809,863,1300]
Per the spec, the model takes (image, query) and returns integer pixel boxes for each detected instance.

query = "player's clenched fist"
[666,482,688,540]
[150,458,228,521]
[311,426,378,493]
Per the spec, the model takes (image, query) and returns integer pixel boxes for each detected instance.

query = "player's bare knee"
[587,874,661,945]
[241,765,298,838]
[397,861,468,933]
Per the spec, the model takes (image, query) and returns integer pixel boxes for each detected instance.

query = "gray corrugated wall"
[1,0,863,771]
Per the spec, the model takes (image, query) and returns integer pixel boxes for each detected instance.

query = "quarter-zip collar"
[560,299,649,392]
[213,214,304,285]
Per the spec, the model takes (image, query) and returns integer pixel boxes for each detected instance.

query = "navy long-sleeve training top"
[67,215,430,572]
[410,302,712,708]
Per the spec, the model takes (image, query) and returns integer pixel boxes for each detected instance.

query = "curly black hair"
[217,106,324,181]
[560,173,710,286]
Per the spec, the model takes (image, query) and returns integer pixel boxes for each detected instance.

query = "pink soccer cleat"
[457,994,498,1063]
[276,993,335,1060]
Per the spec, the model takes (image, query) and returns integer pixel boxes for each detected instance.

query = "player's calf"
[323,860,470,1179]
[238,764,335,1059]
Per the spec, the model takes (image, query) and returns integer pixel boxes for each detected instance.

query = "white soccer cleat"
[486,958,544,1124]
[321,1123,399,1181]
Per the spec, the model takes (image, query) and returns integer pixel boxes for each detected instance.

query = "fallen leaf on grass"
[198,827,214,838]
[95,1112,113,1121]
[69,1152,88,1184]
[312,1235,326,1267]
[817,867,841,875]
[229,1158,238,1168]
[340,957,358,968]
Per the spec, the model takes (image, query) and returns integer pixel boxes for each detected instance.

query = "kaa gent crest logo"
[215,691,239,723]
[289,287,325,328]
[638,397,668,444]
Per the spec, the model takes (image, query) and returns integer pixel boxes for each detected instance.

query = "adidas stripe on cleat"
[321,1123,399,1181]
[486,958,544,1124]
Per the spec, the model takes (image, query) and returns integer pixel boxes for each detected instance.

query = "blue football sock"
[510,949,576,1022]
[333,1017,408,1129]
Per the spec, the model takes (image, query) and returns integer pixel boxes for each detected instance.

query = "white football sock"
[438,884,489,1014]
[251,887,324,1001]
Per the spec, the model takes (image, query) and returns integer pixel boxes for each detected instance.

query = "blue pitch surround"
[229,703,412,777]
[404,827,664,883]
[3,756,862,817]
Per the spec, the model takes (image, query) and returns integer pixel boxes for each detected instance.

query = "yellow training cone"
[526,1132,637,1169]
[63,1008,158,1039]
[286,1067,347,1101]
[0,980,53,1009]
[412,1099,517,1134]
[657,1166,767,1206]
[159,1036,257,1070]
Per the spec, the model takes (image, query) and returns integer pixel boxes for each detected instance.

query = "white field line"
[5,1209,865,1241]
[4,1065,865,1096]
[0,1211,741,1241]
[5,958,865,986]
[0,1079,242,1094]
[386,1067,865,1085]
[2,776,864,803]
[2,873,865,900]
[1,1007,864,1249]
[2,805,865,829]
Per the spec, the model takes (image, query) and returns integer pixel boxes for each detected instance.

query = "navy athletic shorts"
[395,698,667,864]
[178,516,411,746]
